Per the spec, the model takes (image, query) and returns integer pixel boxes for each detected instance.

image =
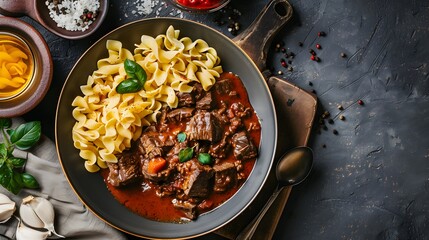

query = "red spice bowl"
[168,0,230,12]
[0,17,53,118]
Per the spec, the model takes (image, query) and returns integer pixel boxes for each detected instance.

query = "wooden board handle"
[233,0,293,71]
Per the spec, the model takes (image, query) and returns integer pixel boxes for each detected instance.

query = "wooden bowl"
[0,0,109,40]
[0,17,52,118]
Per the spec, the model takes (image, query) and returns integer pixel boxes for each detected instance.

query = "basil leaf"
[179,147,194,163]
[116,78,143,94]
[6,129,14,137]
[124,59,147,86]
[0,143,7,158]
[198,153,212,165]
[177,132,186,143]
[10,121,41,150]
[0,164,22,194]
[8,157,26,168]
[21,173,39,189]
[0,118,11,128]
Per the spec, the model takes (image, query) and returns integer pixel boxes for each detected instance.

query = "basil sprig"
[116,59,147,94]
[179,147,194,163]
[0,119,41,194]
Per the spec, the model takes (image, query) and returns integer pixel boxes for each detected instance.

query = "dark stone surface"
[19,0,429,239]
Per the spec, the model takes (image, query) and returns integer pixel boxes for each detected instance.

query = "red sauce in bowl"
[175,0,226,10]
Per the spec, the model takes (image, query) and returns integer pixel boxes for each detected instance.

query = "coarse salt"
[45,0,100,32]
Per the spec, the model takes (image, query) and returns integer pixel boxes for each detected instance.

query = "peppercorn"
[340,52,347,58]
[337,105,344,110]
[316,44,321,49]
[333,129,338,135]
[309,49,316,55]
[278,70,283,75]
[328,119,334,124]
[309,81,313,86]
[298,42,303,47]
[318,31,326,37]
[358,99,364,105]
[310,55,316,61]
[339,115,345,121]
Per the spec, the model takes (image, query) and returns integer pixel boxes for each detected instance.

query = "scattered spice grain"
[318,31,326,37]
[339,115,345,121]
[358,99,364,105]
[316,43,321,49]
[333,129,338,135]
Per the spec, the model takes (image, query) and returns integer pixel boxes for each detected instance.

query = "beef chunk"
[141,157,175,182]
[167,108,195,122]
[196,91,213,110]
[186,111,223,142]
[172,199,197,220]
[209,136,228,159]
[107,152,141,187]
[214,79,232,95]
[176,92,194,107]
[181,159,214,198]
[227,102,252,118]
[192,83,205,100]
[213,162,237,192]
[139,131,175,159]
[231,131,258,160]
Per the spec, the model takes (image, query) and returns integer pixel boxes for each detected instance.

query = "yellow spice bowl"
[0,16,52,118]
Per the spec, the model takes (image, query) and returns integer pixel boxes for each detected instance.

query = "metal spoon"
[236,146,313,240]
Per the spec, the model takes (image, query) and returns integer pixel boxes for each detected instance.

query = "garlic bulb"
[16,218,49,240]
[19,195,64,238]
[0,193,16,223]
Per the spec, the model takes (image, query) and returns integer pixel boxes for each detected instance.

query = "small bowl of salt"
[0,0,109,40]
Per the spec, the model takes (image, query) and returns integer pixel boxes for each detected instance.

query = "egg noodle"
[72,25,223,172]
[0,43,30,90]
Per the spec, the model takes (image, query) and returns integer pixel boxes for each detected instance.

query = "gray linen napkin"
[0,119,127,240]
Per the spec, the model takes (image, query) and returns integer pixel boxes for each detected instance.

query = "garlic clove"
[19,201,44,228]
[21,195,64,238]
[0,193,16,223]
[16,218,49,240]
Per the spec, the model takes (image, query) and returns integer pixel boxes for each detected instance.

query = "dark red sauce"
[101,72,261,222]
[176,0,224,10]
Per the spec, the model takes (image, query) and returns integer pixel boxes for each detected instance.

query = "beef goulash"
[103,72,261,222]
[71,26,261,222]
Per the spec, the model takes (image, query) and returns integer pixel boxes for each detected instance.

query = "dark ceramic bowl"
[55,18,277,239]
[0,0,109,40]
[0,17,52,118]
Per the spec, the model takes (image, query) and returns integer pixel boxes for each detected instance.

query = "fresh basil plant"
[0,119,41,194]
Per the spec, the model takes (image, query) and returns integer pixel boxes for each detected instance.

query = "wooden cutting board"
[214,76,317,239]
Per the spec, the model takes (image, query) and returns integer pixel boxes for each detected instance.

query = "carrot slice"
[147,157,167,174]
